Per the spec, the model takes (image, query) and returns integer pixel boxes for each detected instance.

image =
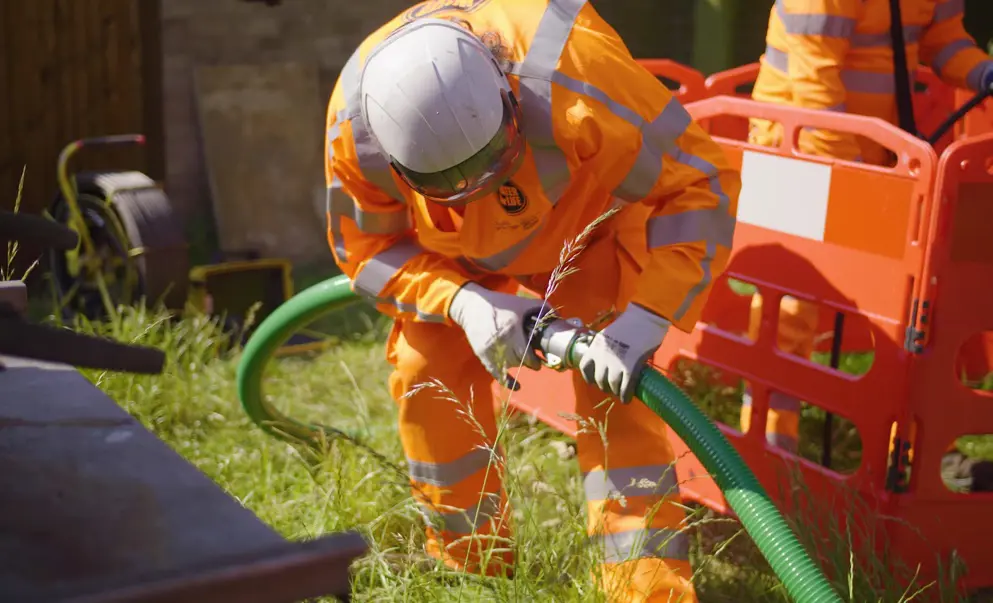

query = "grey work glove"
[578,303,671,403]
[448,282,544,390]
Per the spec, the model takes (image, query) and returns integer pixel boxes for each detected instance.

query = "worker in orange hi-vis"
[741,0,993,491]
[323,1,740,600]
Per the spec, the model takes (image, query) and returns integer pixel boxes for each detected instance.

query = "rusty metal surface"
[60,531,366,603]
[0,356,315,602]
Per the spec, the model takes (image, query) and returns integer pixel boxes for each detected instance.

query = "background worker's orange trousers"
[384,222,697,602]
[739,294,814,452]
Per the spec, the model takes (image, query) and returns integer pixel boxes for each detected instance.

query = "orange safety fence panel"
[662,95,938,515]
[914,66,958,153]
[703,62,760,140]
[955,87,993,141]
[636,58,707,103]
[701,62,992,375]
[894,132,993,591]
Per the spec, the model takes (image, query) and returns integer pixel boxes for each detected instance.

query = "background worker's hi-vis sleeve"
[778,0,863,161]
[324,73,471,325]
[921,0,993,93]
[556,20,742,334]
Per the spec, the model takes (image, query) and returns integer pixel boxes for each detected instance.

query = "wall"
[161,0,410,263]
[159,0,695,265]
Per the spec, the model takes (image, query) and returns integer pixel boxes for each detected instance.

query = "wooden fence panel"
[0,0,162,278]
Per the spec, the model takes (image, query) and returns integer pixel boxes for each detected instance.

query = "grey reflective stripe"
[353,239,423,296]
[769,391,801,412]
[932,0,963,23]
[456,256,487,276]
[932,39,975,77]
[537,62,736,256]
[764,46,788,72]
[850,25,922,48]
[327,186,350,261]
[327,50,407,262]
[741,389,802,412]
[776,0,855,38]
[372,297,447,323]
[583,464,678,501]
[327,190,409,234]
[467,218,545,271]
[327,125,349,261]
[841,68,907,93]
[647,208,735,250]
[640,100,732,321]
[419,493,502,534]
[511,0,586,205]
[768,432,799,452]
[597,528,689,563]
[408,448,492,487]
[338,49,405,202]
[967,61,993,92]
[543,69,659,200]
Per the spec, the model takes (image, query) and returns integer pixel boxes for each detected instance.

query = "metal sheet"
[0,356,319,602]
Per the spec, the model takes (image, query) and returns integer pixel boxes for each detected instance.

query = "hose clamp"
[539,317,589,370]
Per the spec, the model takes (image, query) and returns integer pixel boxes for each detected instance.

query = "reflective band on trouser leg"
[741,389,801,453]
[575,371,696,602]
[387,319,513,576]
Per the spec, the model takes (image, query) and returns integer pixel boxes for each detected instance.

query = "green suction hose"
[236,274,842,603]
[237,274,366,444]
[638,368,840,602]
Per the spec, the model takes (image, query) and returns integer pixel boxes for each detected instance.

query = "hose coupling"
[537,317,595,371]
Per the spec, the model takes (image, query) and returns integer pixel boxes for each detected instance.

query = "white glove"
[448,282,544,390]
[578,303,670,404]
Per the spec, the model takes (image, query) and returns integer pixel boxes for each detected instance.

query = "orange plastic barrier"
[701,62,993,379]
[955,87,993,141]
[702,63,760,140]
[667,94,939,510]
[895,131,993,590]
[636,58,707,103]
[498,95,993,593]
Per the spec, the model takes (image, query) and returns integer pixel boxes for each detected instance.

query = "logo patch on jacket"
[498,183,528,215]
[402,0,493,22]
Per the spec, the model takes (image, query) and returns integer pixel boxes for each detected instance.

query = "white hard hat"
[359,18,526,206]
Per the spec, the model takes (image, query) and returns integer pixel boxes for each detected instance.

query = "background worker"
[741,0,993,489]
[324,1,740,600]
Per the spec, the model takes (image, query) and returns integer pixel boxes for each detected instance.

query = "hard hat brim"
[389,89,526,207]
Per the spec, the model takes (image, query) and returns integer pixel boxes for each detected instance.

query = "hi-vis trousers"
[384,222,697,602]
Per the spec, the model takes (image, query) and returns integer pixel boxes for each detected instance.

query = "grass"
[60,304,986,603]
[2,166,39,283]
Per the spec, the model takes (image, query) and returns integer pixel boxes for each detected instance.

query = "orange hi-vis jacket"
[751,0,993,164]
[324,0,741,335]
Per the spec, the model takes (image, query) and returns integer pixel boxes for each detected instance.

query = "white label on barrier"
[737,151,831,242]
